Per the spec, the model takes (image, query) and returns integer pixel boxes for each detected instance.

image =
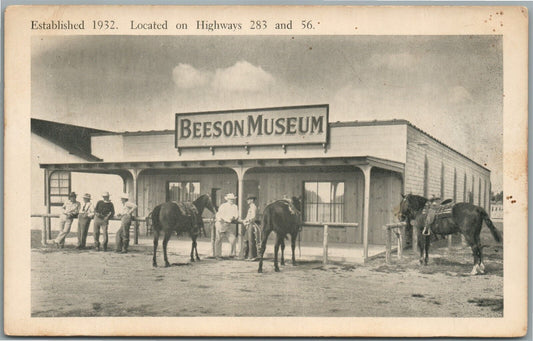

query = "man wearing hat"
[53,192,80,248]
[115,193,137,253]
[93,192,115,251]
[214,193,239,258]
[77,193,94,249]
[242,194,260,260]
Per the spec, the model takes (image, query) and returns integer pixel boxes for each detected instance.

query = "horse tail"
[481,209,502,243]
[151,205,162,232]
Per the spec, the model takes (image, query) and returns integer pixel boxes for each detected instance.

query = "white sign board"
[175,105,328,148]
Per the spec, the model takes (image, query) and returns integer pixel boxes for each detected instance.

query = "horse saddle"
[423,200,454,227]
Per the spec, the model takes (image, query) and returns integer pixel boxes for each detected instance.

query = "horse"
[258,197,302,273]
[397,194,502,275]
[151,194,216,267]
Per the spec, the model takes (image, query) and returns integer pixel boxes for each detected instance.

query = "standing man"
[242,194,260,260]
[215,193,239,258]
[115,194,137,253]
[53,192,80,248]
[77,193,94,249]
[93,192,115,251]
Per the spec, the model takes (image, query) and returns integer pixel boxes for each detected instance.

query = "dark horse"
[258,197,301,273]
[151,194,216,267]
[397,194,502,275]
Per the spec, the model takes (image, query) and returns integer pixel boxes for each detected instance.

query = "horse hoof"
[165,263,170,268]
[258,269,263,273]
[275,267,280,272]
[281,262,285,266]
[196,257,201,261]
[292,262,297,266]
[190,258,195,262]
[153,263,157,268]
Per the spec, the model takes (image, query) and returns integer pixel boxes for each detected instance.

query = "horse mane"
[407,194,428,210]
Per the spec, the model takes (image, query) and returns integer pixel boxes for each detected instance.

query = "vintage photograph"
[5,5,527,337]
[30,33,504,317]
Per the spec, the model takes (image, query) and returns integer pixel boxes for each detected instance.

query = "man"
[115,194,137,253]
[77,193,94,249]
[214,193,239,258]
[93,192,115,251]
[53,192,80,248]
[242,194,260,260]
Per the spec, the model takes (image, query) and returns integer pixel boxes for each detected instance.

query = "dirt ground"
[31,225,503,317]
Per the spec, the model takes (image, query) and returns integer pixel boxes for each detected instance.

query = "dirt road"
[31,228,503,317]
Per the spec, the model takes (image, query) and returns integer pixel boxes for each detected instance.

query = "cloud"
[449,85,473,103]
[172,61,275,92]
[370,52,416,69]
[172,63,210,89]
[212,61,275,92]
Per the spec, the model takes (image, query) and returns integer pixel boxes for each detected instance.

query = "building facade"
[37,105,491,259]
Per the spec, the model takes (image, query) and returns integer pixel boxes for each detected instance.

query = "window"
[49,171,71,206]
[167,181,200,202]
[304,181,344,223]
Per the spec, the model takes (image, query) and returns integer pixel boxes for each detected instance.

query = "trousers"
[54,214,74,246]
[77,214,92,248]
[215,222,237,257]
[93,216,109,250]
[243,223,262,259]
[115,215,132,252]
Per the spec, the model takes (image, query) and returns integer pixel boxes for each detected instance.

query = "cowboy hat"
[68,192,77,198]
[225,193,237,200]
[120,194,129,200]
[246,194,257,200]
[83,193,91,199]
[102,191,110,197]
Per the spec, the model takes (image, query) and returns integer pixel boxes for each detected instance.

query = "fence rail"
[32,214,359,263]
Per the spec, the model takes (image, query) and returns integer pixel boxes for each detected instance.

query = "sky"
[32,35,503,191]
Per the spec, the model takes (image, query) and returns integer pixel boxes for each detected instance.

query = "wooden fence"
[384,222,407,263]
[32,214,358,262]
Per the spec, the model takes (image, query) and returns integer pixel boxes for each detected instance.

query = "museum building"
[37,104,491,259]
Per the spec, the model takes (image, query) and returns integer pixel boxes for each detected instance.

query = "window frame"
[48,171,72,206]
[302,180,345,223]
[166,180,201,202]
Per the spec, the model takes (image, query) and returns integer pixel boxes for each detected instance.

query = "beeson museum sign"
[175,104,329,149]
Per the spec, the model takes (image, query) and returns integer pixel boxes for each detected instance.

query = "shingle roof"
[31,118,110,161]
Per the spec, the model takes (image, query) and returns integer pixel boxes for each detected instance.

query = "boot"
[121,241,129,254]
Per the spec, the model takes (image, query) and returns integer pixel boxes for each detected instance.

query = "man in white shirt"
[53,192,80,248]
[77,193,94,249]
[214,193,239,258]
[115,194,137,253]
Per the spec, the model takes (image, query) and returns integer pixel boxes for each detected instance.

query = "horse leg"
[162,230,172,267]
[464,234,481,275]
[274,235,282,272]
[258,230,271,273]
[417,230,425,265]
[424,235,430,265]
[152,230,159,267]
[291,232,297,266]
[280,238,285,266]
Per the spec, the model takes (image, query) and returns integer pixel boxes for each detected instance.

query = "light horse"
[151,194,216,267]
[397,194,502,275]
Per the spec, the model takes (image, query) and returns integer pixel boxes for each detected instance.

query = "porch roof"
[40,155,404,174]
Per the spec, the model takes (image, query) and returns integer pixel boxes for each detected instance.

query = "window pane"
[317,182,331,203]
[50,179,59,187]
[50,187,60,195]
[168,181,200,202]
[59,172,70,180]
[60,179,69,188]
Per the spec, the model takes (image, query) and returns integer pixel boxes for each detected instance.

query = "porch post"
[232,166,250,258]
[128,169,141,245]
[44,169,52,243]
[360,164,373,261]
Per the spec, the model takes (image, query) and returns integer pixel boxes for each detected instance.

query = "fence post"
[133,220,139,245]
[385,225,391,263]
[322,224,329,265]
[41,216,47,245]
[397,227,403,260]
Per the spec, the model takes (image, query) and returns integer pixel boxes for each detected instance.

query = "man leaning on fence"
[93,192,115,251]
[52,192,80,248]
[77,193,94,249]
[115,194,137,254]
